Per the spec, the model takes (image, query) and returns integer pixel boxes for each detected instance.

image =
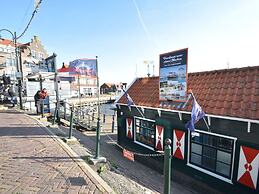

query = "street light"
[0,29,23,108]
[90,56,106,165]
[16,44,32,109]
[0,29,18,74]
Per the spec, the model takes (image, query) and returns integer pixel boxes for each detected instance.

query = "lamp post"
[95,55,101,159]
[89,56,106,165]
[0,29,23,109]
[16,44,32,109]
[0,30,17,76]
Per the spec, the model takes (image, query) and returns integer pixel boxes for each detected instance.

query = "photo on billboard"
[69,59,97,77]
[159,48,188,101]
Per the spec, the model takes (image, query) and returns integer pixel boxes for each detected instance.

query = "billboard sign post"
[159,48,188,101]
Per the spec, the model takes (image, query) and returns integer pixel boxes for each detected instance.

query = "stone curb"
[25,114,115,194]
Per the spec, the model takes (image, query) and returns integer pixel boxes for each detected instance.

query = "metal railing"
[50,99,117,138]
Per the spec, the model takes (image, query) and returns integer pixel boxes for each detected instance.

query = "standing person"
[40,88,48,99]
[8,85,16,107]
[34,90,41,114]
[40,88,50,115]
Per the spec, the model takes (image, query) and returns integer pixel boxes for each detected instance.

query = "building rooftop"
[117,66,259,120]
[0,38,22,47]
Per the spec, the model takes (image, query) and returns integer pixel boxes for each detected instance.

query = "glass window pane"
[191,132,203,143]
[136,126,140,133]
[203,146,216,158]
[203,135,217,147]
[218,138,233,151]
[216,162,230,177]
[217,150,231,164]
[136,119,140,126]
[191,153,201,165]
[135,118,155,148]
[191,143,202,155]
[203,156,216,171]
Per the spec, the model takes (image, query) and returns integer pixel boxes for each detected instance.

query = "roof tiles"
[117,66,259,120]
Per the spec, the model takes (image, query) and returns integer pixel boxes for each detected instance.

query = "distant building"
[0,36,48,80]
[116,66,259,194]
[100,83,117,94]
[101,82,128,95]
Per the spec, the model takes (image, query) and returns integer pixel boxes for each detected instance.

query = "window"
[189,132,234,179]
[6,58,15,66]
[134,117,155,148]
[31,50,36,58]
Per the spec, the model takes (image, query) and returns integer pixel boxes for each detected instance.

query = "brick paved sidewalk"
[0,110,113,194]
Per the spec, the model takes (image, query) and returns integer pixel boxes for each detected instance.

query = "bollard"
[88,113,90,128]
[52,102,58,125]
[112,114,115,133]
[163,138,172,194]
[63,101,66,119]
[41,99,44,118]
[69,105,74,139]
[95,117,101,159]
[103,114,106,123]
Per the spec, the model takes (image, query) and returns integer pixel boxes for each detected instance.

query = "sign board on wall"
[39,55,56,72]
[159,48,188,101]
[123,149,134,161]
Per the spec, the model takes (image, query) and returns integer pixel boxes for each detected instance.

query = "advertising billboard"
[69,59,97,77]
[159,48,188,101]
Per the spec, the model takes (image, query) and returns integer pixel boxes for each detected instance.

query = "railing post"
[63,100,66,119]
[69,105,74,139]
[163,138,172,194]
[103,114,106,123]
[88,113,90,128]
[52,102,58,125]
[112,114,115,133]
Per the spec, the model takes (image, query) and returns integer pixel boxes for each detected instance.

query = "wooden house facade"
[116,66,259,194]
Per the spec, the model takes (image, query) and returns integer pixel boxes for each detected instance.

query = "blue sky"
[1,0,258,84]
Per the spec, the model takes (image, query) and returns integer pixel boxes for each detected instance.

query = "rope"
[105,133,164,157]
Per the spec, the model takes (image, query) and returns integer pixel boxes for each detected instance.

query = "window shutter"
[172,129,185,160]
[126,118,133,139]
[155,125,164,151]
[237,146,259,190]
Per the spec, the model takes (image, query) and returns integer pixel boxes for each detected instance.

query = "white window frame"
[187,129,237,184]
[134,116,155,150]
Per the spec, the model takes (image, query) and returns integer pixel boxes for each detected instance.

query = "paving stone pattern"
[0,110,108,194]
[59,127,197,194]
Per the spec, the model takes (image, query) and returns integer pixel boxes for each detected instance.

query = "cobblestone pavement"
[0,110,112,194]
[57,126,197,194]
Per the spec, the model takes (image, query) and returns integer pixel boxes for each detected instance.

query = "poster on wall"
[159,48,188,101]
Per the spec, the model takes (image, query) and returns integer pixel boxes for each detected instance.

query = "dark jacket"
[34,91,41,106]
